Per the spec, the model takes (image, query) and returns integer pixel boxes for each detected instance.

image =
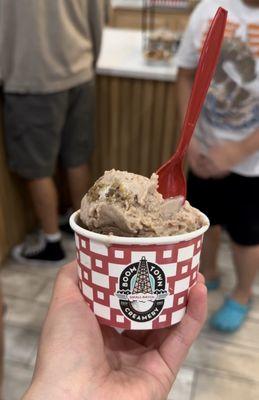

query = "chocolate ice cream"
[80,170,206,237]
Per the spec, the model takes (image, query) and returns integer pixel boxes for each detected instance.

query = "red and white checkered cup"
[70,211,209,330]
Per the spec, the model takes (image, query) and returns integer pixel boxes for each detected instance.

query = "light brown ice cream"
[80,170,206,237]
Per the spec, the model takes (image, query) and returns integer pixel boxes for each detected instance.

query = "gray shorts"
[4,81,95,179]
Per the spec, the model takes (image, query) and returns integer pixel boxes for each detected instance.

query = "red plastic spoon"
[157,7,228,199]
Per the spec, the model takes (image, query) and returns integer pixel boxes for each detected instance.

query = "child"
[177,0,259,332]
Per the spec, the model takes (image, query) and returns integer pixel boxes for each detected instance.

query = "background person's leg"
[210,174,259,331]
[210,243,258,332]
[66,163,91,211]
[200,225,222,283]
[187,171,224,289]
[4,92,68,262]
[27,178,59,234]
[60,81,95,216]
[13,176,65,261]
[226,174,259,304]
[231,242,259,304]
[21,176,65,262]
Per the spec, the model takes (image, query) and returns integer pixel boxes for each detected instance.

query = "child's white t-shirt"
[176,0,259,176]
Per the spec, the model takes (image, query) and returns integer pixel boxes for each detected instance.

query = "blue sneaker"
[206,277,220,291]
[210,298,251,333]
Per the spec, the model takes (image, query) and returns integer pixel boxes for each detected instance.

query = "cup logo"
[116,256,168,322]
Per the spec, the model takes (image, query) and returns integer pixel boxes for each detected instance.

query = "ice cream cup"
[70,211,209,330]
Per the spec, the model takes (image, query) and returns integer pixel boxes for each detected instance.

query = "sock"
[44,232,62,243]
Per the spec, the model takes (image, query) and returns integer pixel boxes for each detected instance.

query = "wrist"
[241,130,259,158]
[187,137,201,156]
[23,377,93,400]
[23,384,72,400]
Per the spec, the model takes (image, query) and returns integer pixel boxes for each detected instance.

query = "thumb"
[158,282,207,377]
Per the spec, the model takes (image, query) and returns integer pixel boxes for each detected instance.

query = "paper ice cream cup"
[70,211,209,330]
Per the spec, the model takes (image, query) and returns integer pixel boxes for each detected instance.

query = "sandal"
[210,297,251,333]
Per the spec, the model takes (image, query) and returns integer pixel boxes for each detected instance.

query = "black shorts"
[4,81,95,179]
[187,171,259,246]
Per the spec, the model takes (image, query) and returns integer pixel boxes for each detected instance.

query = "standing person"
[1,1,102,263]
[177,0,259,332]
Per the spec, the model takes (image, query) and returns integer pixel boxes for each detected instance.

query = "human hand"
[23,262,207,400]
[202,140,245,177]
[187,137,212,178]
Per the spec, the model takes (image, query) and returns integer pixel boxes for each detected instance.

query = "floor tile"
[1,237,75,284]
[202,317,259,351]
[207,290,225,313]
[4,296,48,331]
[193,371,259,400]
[3,361,33,400]
[252,284,259,296]
[63,236,77,255]
[36,280,55,304]
[185,335,259,382]
[249,296,259,321]
[167,367,194,400]
[1,270,47,300]
[1,260,62,281]
[4,325,38,365]
[28,347,37,368]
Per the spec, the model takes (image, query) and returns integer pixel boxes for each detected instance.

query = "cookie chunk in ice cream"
[80,170,206,237]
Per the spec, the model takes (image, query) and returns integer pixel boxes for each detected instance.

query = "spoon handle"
[177,7,227,158]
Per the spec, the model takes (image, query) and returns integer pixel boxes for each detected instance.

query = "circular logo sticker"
[115,256,168,323]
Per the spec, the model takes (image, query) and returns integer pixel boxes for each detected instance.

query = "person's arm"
[203,129,259,177]
[177,67,214,178]
[174,4,215,178]
[240,129,259,156]
[88,0,103,67]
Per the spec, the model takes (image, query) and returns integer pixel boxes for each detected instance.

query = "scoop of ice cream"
[80,170,206,237]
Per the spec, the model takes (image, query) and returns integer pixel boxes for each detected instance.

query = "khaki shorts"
[4,81,95,179]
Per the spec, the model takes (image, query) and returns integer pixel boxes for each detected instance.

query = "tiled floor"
[2,236,259,400]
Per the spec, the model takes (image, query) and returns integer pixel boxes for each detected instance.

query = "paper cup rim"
[70,210,210,245]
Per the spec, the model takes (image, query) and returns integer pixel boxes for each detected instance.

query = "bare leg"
[66,164,91,210]
[231,242,259,304]
[200,225,221,281]
[27,178,59,234]
[55,167,72,215]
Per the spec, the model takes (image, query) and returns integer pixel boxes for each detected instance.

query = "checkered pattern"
[76,234,204,330]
